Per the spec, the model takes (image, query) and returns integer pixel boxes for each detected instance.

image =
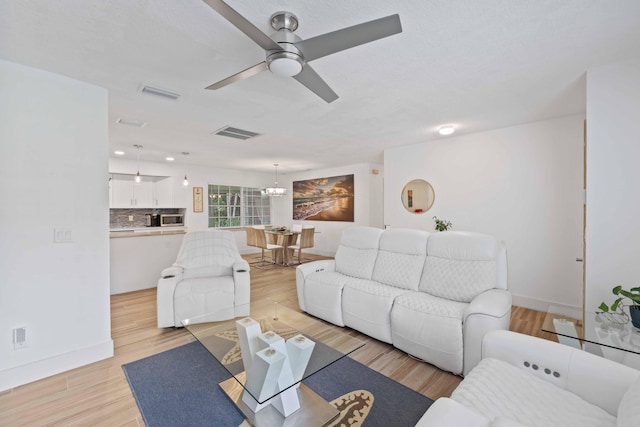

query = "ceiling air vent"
[116,118,147,128]
[213,126,261,140]
[139,85,181,100]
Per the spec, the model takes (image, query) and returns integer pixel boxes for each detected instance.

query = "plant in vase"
[433,216,452,232]
[597,285,640,327]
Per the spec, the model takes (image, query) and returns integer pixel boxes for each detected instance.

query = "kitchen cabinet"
[110,174,154,208]
[153,177,174,208]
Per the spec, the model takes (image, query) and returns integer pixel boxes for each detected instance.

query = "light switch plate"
[54,228,72,243]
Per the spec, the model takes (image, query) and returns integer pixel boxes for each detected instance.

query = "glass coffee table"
[181,304,364,426]
[542,305,640,367]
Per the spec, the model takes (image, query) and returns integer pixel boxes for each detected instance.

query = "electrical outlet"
[128,215,134,221]
[13,327,28,350]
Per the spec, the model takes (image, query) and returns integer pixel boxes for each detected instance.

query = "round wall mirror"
[401,179,435,214]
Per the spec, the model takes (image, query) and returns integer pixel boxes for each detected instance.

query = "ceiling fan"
[202,0,402,103]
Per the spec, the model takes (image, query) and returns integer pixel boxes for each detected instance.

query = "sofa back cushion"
[335,227,383,280]
[175,230,242,275]
[372,228,429,290]
[419,231,499,302]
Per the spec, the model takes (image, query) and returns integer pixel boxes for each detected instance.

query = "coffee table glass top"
[542,306,640,355]
[181,304,364,404]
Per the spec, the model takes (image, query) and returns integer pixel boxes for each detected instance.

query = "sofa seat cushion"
[303,271,350,326]
[390,292,467,374]
[173,276,235,324]
[452,358,616,427]
[342,280,408,343]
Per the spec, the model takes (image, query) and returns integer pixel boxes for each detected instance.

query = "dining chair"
[244,227,263,264]
[253,227,283,267]
[290,224,303,245]
[288,227,315,265]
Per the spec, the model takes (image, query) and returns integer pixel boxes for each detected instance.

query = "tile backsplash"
[110,208,184,229]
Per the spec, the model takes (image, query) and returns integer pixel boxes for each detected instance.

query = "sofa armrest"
[157,270,182,328]
[482,330,640,416]
[233,261,251,317]
[161,266,183,279]
[295,259,336,311]
[233,260,250,273]
[462,289,512,375]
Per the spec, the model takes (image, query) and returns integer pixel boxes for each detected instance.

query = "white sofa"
[416,330,640,427]
[157,230,250,328]
[296,226,511,375]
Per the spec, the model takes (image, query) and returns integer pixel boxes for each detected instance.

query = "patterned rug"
[123,341,432,427]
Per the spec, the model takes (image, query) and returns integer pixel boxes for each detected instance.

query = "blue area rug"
[123,341,432,427]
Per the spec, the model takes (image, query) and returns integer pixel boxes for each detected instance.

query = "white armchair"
[157,230,250,328]
[416,330,640,427]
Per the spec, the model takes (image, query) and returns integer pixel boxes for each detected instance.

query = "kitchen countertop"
[109,227,187,239]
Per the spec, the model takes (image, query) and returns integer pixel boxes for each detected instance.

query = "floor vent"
[213,126,261,140]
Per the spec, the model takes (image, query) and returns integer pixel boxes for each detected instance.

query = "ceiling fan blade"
[205,62,268,90]
[293,65,339,103]
[201,0,281,51]
[294,14,402,62]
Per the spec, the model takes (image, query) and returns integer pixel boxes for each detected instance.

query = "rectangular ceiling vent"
[213,126,261,140]
[140,85,181,100]
[116,118,147,128]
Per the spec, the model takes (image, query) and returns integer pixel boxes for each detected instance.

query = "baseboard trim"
[0,339,114,392]
[511,294,582,318]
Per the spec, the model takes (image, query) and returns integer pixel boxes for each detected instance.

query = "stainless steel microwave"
[160,214,184,227]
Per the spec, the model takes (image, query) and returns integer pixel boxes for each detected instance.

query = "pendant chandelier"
[262,163,287,197]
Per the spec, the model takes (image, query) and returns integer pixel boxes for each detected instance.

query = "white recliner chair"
[416,330,640,427]
[157,230,250,328]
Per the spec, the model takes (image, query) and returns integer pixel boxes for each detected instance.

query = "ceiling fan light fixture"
[267,51,303,77]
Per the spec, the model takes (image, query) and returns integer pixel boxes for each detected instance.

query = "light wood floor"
[0,255,557,426]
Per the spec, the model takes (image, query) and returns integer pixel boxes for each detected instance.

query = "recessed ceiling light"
[117,118,147,128]
[438,125,455,136]
[114,150,125,155]
[166,157,175,161]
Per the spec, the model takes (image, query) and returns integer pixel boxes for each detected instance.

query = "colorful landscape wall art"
[293,174,354,221]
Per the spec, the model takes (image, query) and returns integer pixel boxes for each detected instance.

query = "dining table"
[265,229,300,265]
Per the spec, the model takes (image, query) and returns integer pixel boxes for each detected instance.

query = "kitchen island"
[109,227,187,294]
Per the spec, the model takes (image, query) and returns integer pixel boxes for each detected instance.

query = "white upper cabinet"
[153,177,174,208]
[109,174,179,208]
[110,174,153,208]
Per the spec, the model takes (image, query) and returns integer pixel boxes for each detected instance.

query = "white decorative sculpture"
[236,318,262,372]
[236,318,316,418]
[242,348,286,412]
[286,334,315,385]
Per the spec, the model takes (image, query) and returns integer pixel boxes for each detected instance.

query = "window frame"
[207,184,271,228]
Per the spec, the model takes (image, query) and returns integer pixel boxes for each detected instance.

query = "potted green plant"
[433,216,452,232]
[597,285,640,327]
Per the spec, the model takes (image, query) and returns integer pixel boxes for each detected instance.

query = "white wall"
[384,115,585,312]
[273,163,384,256]
[585,59,640,335]
[0,60,113,391]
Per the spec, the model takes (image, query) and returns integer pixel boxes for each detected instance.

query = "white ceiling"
[1,0,639,173]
